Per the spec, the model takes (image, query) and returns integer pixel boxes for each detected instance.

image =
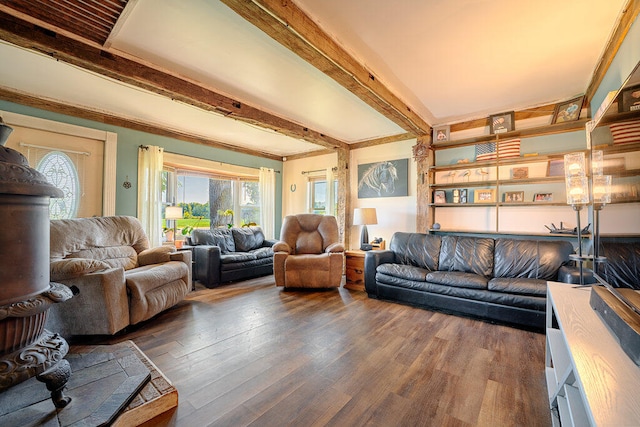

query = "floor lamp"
[564,152,589,286]
[165,205,183,243]
[353,208,377,251]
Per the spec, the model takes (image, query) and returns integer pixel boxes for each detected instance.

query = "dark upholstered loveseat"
[187,226,276,288]
[364,232,575,329]
[570,240,640,289]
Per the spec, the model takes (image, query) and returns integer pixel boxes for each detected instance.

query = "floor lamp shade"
[353,208,377,250]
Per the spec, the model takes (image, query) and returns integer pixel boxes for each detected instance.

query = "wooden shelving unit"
[428,120,590,234]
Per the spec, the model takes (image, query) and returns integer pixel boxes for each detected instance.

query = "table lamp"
[353,208,377,251]
[165,205,183,242]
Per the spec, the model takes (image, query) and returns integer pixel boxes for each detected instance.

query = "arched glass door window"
[36,151,80,219]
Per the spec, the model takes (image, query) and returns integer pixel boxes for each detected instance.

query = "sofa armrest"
[557,265,596,285]
[273,241,291,253]
[193,245,222,288]
[325,243,345,253]
[138,246,173,265]
[364,250,395,295]
[45,267,129,337]
[171,250,192,285]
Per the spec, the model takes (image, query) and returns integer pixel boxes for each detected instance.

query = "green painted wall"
[0,100,283,234]
[591,15,640,112]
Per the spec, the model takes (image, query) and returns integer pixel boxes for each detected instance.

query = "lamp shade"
[353,208,377,225]
[593,175,612,205]
[165,205,183,220]
[564,152,589,205]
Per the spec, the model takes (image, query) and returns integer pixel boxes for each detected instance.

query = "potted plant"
[217,209,234,229]
[180,215,203,245]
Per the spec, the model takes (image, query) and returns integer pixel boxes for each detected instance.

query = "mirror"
[588,61,640,238]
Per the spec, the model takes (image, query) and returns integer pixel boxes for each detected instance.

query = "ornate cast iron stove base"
[0,283,74,408]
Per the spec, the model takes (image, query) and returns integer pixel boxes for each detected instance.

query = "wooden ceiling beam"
[585,0,640,110]
[0,10,349,152]
[349,132,415,150]
[221,0,430,136]
[0,86,284,161]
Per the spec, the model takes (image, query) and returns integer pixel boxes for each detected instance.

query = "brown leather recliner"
[273,214,344,288]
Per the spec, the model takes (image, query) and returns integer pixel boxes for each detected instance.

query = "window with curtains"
[162,169,261,229]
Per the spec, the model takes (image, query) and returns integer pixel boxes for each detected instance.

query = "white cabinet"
[546,281,640,426]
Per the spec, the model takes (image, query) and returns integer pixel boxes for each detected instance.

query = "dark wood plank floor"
[85,276,551,427]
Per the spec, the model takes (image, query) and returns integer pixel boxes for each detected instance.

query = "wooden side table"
[344,250,366,291]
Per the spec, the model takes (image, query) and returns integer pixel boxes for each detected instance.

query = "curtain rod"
[162,149,280,173]
[302,167,338,175]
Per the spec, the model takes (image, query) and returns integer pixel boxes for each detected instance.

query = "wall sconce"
[353,208,377,251]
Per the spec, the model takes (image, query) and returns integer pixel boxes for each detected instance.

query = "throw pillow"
[232,227,258,252]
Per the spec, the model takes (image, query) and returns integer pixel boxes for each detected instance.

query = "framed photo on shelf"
[489,111,515,134]
[547,159,565,177]
[474,188,495,203]
[433,125,450,142]
[511,167,528,179]
[503,191,524,202]
[551,96,584,124]
[459,189,468,203]
[434,190,446,204]
[533,192,553,202]
[452,189,460,203]
[618,84,640,113]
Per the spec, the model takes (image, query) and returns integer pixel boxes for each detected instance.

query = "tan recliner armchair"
[273,214,344,288]
[46,216,191,336]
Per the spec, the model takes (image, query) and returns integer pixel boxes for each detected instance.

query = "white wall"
[349,138,417,250]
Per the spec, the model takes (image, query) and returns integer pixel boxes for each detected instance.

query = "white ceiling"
[0,0,629,157]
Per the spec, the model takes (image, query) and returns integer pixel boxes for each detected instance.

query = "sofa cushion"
[438,236,494,278]
[68,246,138,270]
[426,271,489,289]
[232,227,265,252]
[377,263,428,282]
[220,252,257,263]
[252,246,274,259]
[599,241,640,289]
[494,239,574,280]
[50,258,110,281]
[488,277,547,296]
[389,232,441,271]
[192,228,235,253]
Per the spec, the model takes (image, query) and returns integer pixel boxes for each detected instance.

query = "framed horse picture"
[357,158,409,198]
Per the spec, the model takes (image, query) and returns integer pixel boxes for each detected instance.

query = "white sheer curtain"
[259,167,276,239]
[137,145,164,247]
[326,167,336,217]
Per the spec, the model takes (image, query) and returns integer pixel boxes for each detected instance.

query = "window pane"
[240,181,260,225]
[210,179,233,227]
[37,151,79,219]
[312,181,326,214]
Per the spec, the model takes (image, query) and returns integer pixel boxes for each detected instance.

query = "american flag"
[609,120,640,145]
[475,139,520,161]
